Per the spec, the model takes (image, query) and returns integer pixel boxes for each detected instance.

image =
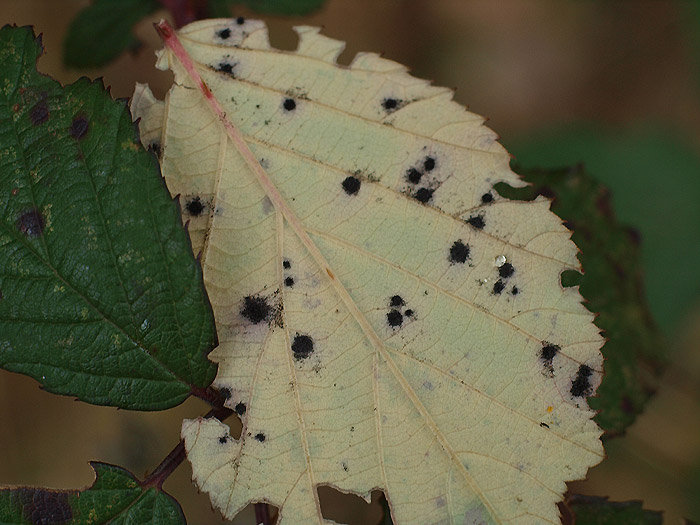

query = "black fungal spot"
[285,276,295,287]
[216,62,235,75]
[406,168,422,184]
[540,422,550,429]
[16,208,44,237]
[570,364,593,398]
[236,16,245,25]
[185,197,205,216]
[292,334,314,360]
[241,295,272,324]
[217,28,231,39]
[389,295,404,307]
[481,192,494,204]
[492,279,505,295]
[498,263,515,279]
[404,309,413,317]
[29,102,49,125]
[342,176,361,195]
[70,117,89,140]
[342,462,349,472]
[540,342,559,377]
[219,435,229,444]
[283,259,291,269]
[254,433,266,442]
[466,215,485,229]
[386,309,403,327]
[219,387,231,400]
[449,240,470,264]
[283,98,296,111]
[414,188,434,203]
[423,157,436,172]
[235,402,246,416]
[382,98,398,111]
[511,286,519,296]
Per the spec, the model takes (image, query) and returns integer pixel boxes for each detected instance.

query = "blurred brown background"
[1,1,699,524]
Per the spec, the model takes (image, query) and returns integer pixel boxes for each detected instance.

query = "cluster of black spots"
[29,101,49,125]
[219,435,229,444]
[414,187,434,203]
[292,333,314,360]
[70,116,89,140]
[466,214,485,230]
[236,16,245,25]
[499,263,515,279]
[283,259,295,288]
[217,28,231,39]
[215,62,235,75]
[481,192,494,204]
[423,157,436,172]
[219,387,232,400]
[570,364,593,398]
[241,295,272,324]
[342,175,361,196]
[16,208,44,237]
[386,294,414,328]
[283,98,296,111]
[492,280,505,295]
[540,342,560,377]
[254,432,266,442]
[185,196,205,216]
[511,286,519,296]
[235,402,247,416]
[342,462,349,472]
[493,261,516,295]
[449,240,470,264]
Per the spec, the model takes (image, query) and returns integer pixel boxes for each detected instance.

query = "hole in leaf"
[318,487,384,525]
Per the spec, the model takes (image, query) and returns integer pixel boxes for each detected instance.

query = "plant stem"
[255,503,270,525]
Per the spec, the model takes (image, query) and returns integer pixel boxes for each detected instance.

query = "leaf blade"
[0,25,217,410]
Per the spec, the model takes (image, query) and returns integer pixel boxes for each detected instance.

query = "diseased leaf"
[0,25,217,410]
[135,19,605,524]
[64,0,161,68]
[0,462,185,524]
[496,166,666,437]
[564,494,663,525]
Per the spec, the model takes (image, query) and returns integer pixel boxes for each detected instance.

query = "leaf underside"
[0,25,217,410]
[0,462,185,524]
[134,19,605,524]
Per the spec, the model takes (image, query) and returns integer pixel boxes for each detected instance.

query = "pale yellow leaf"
[132,18,604,525]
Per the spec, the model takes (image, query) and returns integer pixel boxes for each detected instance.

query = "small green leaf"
[209,0,327,17]
[496,166,666,437]
[566,494,663,524]
[0,25,217,410]
[64,0,160,68]
[0,462,185,524]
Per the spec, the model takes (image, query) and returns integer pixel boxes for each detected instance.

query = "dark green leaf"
[209,0,327,17]
[0,25,217,410]
[0,462,185,524]
[565,494,663,524]
[506,125,700,333]
[64,0,160,68]
[496,166,666,437]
